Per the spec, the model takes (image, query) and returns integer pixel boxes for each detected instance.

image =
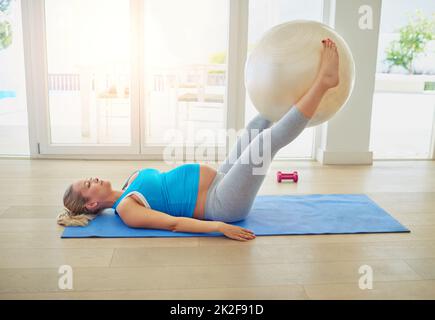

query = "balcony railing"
[47,64,226,93]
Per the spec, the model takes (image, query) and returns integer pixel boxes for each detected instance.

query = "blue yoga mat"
[61,194,409,238]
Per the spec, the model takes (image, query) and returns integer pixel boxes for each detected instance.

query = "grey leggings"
[204,106,310,222]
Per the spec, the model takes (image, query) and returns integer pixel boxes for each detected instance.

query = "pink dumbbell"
[277,171,298,183]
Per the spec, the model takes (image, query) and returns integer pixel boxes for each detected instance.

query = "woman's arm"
[117,196,221,232]
[117,197,255,241]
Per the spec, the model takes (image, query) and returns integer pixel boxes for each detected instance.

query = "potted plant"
[385,11,434,75]
[0,0,13,50]
[377,11,435,93]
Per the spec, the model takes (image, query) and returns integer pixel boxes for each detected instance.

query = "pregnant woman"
[58,38,339,241]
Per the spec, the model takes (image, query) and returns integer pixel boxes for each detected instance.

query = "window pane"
[246,0,323,159]
[143,0,229,146]
[371,0,435,159]
[370,93,434,158]
[0,0,29,155]
[45,0,131,144]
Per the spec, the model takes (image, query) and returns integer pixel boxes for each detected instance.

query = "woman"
[58,38,339,241]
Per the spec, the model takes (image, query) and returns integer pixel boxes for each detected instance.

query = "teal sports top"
[112,163,200,218]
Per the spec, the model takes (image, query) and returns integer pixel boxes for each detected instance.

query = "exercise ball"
[245,20,355,127]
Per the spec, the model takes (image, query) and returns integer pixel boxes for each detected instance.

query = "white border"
[120,191,151,209]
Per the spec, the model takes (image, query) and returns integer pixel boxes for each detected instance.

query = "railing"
[47,65,227,93]
[48,74,80,91]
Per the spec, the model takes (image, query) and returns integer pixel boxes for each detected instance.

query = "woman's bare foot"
[293,38,340,119]
[316,38,340,90]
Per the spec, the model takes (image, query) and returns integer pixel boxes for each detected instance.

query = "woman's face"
[72,177,112,210]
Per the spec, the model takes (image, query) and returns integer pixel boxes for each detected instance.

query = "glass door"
[0,0,29,155]
[140,0,230,161]
[370,0,435,159]
[24,0,234,158]
[34,0,140,154]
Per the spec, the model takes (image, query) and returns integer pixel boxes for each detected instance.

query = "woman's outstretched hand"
[218,222,256,241]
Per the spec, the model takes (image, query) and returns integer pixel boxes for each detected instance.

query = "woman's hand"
[218,222,256,241]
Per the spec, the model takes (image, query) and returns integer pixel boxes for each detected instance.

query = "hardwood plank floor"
[0,159,434,299]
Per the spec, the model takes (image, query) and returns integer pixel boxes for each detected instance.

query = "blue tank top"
[112,163,200,218]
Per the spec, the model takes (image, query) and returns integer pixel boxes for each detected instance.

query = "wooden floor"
[0,158,434,300]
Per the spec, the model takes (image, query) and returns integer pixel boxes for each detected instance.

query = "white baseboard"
[316,148,373,165]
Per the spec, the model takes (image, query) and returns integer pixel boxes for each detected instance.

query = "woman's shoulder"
[117,194,143,215]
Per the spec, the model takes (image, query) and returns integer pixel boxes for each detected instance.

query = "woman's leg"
[207,38,339,222]
[207,106,310,222]
[218,114,273,174]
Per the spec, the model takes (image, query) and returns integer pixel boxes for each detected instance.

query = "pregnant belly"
[192,164,217,220]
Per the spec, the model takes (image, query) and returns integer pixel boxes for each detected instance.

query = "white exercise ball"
[245,20,355,127]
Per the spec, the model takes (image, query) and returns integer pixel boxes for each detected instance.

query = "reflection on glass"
[0,0,29,155]
[143,0,229,146]
[371,0,435,159]
[370,93,434,158]
[45,0,131,144]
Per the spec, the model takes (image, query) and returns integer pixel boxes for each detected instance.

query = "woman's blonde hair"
[57,184,98,227]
